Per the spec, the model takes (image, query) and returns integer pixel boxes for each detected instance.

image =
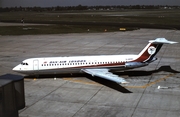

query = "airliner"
[13,38,177,84]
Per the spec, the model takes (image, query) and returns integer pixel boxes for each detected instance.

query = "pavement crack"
[72,86,104,117]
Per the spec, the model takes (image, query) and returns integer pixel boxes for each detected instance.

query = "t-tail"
[134,38,178,63]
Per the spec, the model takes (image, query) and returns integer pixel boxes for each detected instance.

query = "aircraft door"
[33,60,39,70]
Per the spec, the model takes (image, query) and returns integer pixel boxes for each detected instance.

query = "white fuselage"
[12,38,177,85]
[13,38,177,76]
[13,54,139,75]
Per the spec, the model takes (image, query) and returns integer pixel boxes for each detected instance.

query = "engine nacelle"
[125,62,148,68]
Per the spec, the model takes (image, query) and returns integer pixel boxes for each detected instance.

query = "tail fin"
[135,38,178,63]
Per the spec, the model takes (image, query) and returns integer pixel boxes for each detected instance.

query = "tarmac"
[0,29,180,117]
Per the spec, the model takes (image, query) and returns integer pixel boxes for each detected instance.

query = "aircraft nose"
[12,65,21,71]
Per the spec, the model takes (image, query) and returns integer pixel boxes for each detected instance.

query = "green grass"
[0,25,121,35]
[1,10,180,25]
[1,9,180,35]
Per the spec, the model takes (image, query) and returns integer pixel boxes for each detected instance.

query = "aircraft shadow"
[86,74,132,93]
[24,65,179,93]
[86,66,179,93]
[113,65,180,77]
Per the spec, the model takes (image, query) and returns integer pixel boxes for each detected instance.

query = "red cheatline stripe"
[43,63,126,70]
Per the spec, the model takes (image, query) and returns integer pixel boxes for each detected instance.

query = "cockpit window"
[21,62,28,65]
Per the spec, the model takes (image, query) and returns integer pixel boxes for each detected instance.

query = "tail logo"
[148,46,156,55]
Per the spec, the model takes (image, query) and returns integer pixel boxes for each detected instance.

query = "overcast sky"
[1,0,180,7]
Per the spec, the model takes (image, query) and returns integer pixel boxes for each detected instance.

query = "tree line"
[0,5,179,12]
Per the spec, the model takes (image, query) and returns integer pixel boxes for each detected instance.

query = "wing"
[81,68,129,84]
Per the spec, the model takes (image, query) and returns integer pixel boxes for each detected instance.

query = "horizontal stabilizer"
[149,38,178,44]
